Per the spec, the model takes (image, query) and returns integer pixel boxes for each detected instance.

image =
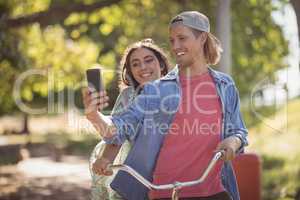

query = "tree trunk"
[20,113,31,145]
[216,0,231,74]
[21,113,30,135]
[290,0,300,71]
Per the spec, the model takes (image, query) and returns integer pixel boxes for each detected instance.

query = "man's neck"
[179,61,209,77]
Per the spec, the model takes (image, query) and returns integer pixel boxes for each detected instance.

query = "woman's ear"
[159,62,164,70]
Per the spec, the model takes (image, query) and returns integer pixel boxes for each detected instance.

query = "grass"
[248,98,300,200]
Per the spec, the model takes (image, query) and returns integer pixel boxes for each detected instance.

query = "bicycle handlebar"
[109,150,225,191]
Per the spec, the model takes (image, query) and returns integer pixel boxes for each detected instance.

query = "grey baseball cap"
[170,11,210,33]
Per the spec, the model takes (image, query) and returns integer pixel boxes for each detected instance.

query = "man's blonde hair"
[203,32,223,65]
[190,29,223,65]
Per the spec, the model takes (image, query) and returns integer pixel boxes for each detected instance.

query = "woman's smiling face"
[129,47,162,85]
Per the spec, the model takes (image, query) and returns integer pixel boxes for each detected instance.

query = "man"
[83,11,248,200]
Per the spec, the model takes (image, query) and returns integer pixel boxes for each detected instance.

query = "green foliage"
[241,103,278,128]
[9,0,50,16]
[19,24,99,89]
[0,0,289,116]
[0,24,100,114]
[231,0,289,97]
[0,29,26,114]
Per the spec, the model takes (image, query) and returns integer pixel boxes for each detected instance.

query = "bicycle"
[109,150,225,200]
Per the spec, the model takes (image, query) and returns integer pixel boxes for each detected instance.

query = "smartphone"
[86,68,103,92]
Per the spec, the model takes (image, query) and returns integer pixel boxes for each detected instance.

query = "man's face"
[169,24,203,68]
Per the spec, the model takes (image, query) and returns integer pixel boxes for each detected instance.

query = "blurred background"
[0,0,299,199]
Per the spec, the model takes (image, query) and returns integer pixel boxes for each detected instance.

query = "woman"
[88,38,170,200]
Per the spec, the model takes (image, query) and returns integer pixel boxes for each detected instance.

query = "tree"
[216,0,231,74]
[0,0,289,122]
[0,0,121,28]
[290,0,300,71]
[231,0,288,97]
[0,0,111,134]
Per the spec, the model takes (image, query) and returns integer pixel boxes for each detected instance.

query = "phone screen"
[86,68,103,92]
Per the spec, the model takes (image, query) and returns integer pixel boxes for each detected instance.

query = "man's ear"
[199,32,208,45]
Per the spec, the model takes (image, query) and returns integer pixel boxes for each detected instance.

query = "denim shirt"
[104,66,248,200]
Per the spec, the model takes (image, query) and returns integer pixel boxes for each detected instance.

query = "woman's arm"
[82,88,117,139]
[93,88,135,175]
[92,144,122,176]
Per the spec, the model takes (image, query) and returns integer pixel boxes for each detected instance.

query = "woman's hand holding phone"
[82,68,109,120]
[82,89,109,120]
[82,68,117,139]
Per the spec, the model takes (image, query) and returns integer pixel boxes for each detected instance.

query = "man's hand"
[216,136,241,161]
[92,157,113,176]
